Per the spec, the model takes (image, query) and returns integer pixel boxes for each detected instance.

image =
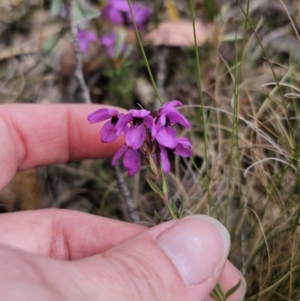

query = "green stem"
[127,0,163,105]
[166,203,178,220]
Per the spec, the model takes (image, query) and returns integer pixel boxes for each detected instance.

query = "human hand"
[0,104,245,301]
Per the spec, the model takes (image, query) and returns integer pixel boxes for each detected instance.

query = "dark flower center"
[120,12,132,26]
[133,117,143,125]
[165,117,171,127]
[111,116,119,126]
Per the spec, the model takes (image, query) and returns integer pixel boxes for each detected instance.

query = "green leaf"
[210,283,225,301]
[146,177,164,200]
[50,0,63,16]
[115,30,127,58]
[203,0,218,21]
[73,1,101,23]
[225,279,242,298]
[161,173,168,198]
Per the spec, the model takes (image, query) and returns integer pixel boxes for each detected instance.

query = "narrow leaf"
[146,177,164,199]
[225,279,242,298]
[50,0,63,16]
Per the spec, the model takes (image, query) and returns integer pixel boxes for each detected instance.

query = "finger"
[0,104,124,190]
[0,209,146,259]
[69,215,231,301]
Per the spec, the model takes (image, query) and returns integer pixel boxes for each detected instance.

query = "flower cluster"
[88,101,192,176]
[76,1,151,58]
[102,0,152,31]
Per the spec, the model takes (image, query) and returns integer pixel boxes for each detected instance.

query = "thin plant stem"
[236,0,294,148]
[127,0,163,105]
[187,0,208,165]
[188,0,215,213]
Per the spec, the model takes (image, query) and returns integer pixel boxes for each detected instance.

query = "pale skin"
[0,104,245,301]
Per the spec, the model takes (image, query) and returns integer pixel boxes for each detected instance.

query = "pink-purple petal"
[143,115,156,138]
[112,1,129,12]
[100,121,119,143]
[112,145,128,165]
[115,113,133,135]
[164,109,190,128]
[156,113,166,128]
[162,100,183,109]
[155,127,177,148]
[107,9,124,25]
[129,109,150,118]
[174,137,192,157]
[87,108,111,123]
[123,149,141,176]
[159,145,170,173]
[125,125,146,149]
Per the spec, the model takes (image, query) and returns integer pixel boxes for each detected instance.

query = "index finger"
[0,104,124,190]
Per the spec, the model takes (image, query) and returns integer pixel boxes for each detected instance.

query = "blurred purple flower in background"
[102,0,152,30]
[77,29,97,53]
[101,32,127,58]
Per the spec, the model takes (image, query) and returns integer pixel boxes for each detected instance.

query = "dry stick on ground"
[114,163,140,222]
[68,0,91,103]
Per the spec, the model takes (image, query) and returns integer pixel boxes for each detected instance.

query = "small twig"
[114,163,140,222]
[68,0,91,103]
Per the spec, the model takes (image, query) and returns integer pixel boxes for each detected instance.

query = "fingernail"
[157,215,230,285]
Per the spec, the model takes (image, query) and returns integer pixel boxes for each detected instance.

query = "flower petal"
[79,40,88,53]
[156,113,166,128]
[100,121,119,143]
[87,108,111,123]
[165,109,190,128]
[123,149,141,176]
[101,32,116,47]
[143,115,156,138]
[155,127,177,148]
[174,137,192,157]
[159,145,170,173]
[162,100,183,109]
[108,9,124,25]
[115,113,133,135]
[112,144,128,165]
[111,0,129,12]
[86,32,97,42]
[129,109,150,118]
[125,125,146,149]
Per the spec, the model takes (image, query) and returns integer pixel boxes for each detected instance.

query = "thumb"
[73,215,231,301]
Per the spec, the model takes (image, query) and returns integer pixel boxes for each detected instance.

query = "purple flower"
[101,32,127,58]
[158,145,170,174]
[158,137,192,174]
[112,145,141,176]
[155,100,190,148]
[102,0,152,31]
[174,137,192,157]
[77,30,97,53]
[87,108,123,143]
[116,109,156,149]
